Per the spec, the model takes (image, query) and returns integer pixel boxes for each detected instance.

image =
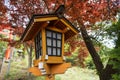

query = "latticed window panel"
[46,30,62,56]
[34,32,42,59]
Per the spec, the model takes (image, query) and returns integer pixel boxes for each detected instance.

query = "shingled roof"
[20,5,80,42]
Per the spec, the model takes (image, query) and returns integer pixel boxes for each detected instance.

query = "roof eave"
[20,14,80,42]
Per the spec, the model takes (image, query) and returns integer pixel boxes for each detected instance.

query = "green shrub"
[66,51,79,66]
[108,47,120,80]
[85,55,95,69]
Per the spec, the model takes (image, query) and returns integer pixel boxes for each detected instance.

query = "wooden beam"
[22,22,49,42]
[22,23,34,42]
[50,63,71,74]
[32,22,49,40]
[29,67,42,76]
[34,17,58,22]
[53,20,60,26]
[60,19,78,34]
[63,28,69,33]
[46,27,63,33]
[46,56,63,64]
[41,28,47,61]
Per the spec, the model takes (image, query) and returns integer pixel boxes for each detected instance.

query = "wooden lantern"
[20,6,80,80]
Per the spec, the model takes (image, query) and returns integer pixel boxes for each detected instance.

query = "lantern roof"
[20,13,80,42]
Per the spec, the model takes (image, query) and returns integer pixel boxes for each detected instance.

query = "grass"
[1,57,99,80]
[56,67,99,80]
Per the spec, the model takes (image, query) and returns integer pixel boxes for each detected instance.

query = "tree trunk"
[24,43,33,80]
[80,25,109,80]
[102,63,115,80]
[28,44,33,73]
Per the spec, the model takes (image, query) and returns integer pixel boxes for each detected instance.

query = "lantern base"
[28,62,71,76]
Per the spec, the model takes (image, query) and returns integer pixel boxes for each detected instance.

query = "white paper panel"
[47,47,52,55]
[57,41,61,47]
[47,38,52,46]
[53,48,56,55]
[57,48,61,56]
[47,31,52,37]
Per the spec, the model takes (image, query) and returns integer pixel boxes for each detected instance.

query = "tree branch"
[42,0,50,13]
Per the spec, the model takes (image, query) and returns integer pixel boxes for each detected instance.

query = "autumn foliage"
[65,35,89,67]
[0,0,119,40]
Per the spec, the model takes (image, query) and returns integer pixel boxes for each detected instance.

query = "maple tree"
[65,35,89,67]
[0,0,120,80]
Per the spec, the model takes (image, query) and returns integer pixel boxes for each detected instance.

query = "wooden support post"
[46,74,55,80]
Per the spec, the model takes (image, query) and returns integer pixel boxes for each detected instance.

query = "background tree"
[65,35,89,67]
[105,17,120,80]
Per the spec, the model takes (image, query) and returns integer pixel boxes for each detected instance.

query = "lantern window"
[46,30,62,56]
[34,32,42,59]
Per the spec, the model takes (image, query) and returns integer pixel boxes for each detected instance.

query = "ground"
[56,67,99,80]
[0,57,99,80]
